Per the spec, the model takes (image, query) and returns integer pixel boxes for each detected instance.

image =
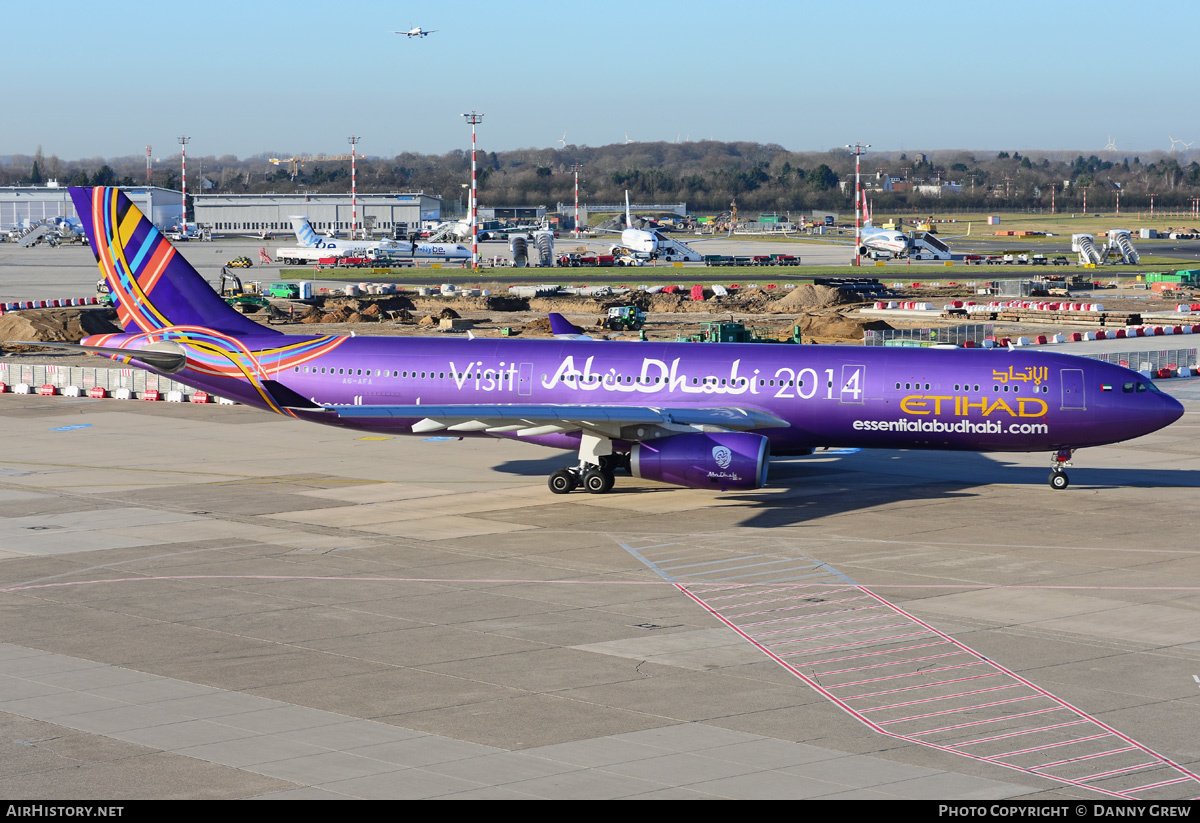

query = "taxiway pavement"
[0,378,1197,799]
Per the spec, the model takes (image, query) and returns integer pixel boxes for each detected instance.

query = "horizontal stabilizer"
[10,340,187,372]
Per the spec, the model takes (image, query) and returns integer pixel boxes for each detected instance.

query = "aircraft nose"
[1160,392,1186,430]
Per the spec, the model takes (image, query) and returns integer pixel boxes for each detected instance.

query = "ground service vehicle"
[604,306,647,331]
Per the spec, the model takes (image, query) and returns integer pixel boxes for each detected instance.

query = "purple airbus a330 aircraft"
[49,187,1183,495]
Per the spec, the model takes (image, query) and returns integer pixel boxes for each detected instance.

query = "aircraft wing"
[329,404,788,439]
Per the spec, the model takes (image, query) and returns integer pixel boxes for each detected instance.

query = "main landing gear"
[548,454,628,495]
[547,432,629,495]
[1048,448,1073,490]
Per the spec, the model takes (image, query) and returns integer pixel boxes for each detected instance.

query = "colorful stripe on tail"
[69,187,277,337]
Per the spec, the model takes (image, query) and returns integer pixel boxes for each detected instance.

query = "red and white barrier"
[3,296,106,312]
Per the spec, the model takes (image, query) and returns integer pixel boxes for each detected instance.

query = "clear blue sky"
[6,0,1197,162]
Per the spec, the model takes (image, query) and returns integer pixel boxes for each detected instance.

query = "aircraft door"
[518,362,533,397]
[1059,369,1086,410]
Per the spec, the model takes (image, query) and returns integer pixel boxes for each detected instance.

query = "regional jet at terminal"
[48,187,1183,495]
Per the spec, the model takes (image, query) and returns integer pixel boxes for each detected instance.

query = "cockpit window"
[1145,380,1165,394]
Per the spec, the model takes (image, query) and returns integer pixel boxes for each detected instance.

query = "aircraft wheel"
[1049,470,1069,491]
[582,468,614,494]
[548,469,578,494]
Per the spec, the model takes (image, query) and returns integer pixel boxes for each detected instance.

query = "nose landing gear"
[1048,448,1073,490]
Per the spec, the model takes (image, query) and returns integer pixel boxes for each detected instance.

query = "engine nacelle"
[631,432,770,491]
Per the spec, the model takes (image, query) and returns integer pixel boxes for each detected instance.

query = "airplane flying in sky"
[52,187,1183,495]
[394,26,436,38]
[288,216,470,260]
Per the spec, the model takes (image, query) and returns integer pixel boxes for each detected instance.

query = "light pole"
[348,136,360,238]
[178,135,190,231]
[571,163,583,237]
[845,142,869,266]
[462,111,484,269]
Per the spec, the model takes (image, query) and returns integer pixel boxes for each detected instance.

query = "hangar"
[0,183,183,228]
[192,191,444,236]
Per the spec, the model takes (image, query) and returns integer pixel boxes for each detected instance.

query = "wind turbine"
[556,132,567,149]
[1104,136,1117,151]
[624,132,634,144]
[1169,135,1189,152]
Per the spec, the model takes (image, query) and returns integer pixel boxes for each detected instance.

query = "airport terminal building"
[0,184,183,228]
[192,192,444,235]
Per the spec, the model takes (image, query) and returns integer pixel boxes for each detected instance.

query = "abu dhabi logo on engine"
[712,446,732,469]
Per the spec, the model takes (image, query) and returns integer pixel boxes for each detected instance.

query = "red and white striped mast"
[571,163,583,237]
[348,135,360,238]
[462,111,484,269]
[845,142,869,266]
[178,135,189,231]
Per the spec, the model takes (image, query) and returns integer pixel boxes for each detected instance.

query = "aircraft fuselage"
[95,333,1183,457]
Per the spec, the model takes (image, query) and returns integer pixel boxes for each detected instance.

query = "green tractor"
[604,306,647,332]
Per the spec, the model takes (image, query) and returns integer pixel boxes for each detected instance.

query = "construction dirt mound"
[798,310,894,343]
[767,285,856,313]
[0,309,123,350]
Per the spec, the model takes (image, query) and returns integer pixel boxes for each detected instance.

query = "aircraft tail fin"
[625,190,632,229]
[290,215,323,247]
[69,187,279,337]
[861,190,872,227]
[547,312,593,339]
